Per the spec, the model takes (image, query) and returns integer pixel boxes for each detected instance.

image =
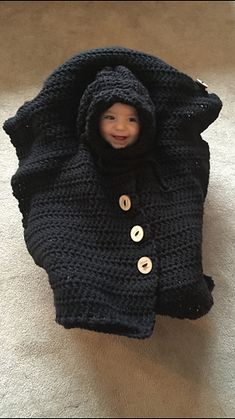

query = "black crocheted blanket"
[3,46,222,339]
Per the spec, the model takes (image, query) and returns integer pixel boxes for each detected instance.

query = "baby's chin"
[105,137,137,149]
[110,143,128,149]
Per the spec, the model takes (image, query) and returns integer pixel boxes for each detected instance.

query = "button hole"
[143,263,148,268]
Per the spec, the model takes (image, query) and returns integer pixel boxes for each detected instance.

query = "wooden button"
[196,78,208,89]
[137,257,152,274]
[119,195,131,211]
[130,225,144,242]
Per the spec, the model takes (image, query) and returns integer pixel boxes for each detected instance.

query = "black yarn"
[3,46,222,339]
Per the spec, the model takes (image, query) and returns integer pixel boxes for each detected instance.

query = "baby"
[99,102,140,150]
[76,66,157,176]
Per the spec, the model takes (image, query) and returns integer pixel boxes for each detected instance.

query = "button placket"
[119,193,153,275]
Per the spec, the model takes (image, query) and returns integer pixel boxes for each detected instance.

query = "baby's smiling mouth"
[112,135,128,141]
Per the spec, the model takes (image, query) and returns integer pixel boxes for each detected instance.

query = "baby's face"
[99,103,140,149]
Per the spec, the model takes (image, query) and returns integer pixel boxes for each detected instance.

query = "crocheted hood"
[76,65,156,174]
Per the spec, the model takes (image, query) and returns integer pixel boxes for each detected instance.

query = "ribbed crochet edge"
[54,304,156,339]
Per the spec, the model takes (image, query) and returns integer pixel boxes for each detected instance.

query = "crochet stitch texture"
[3,46,222,339]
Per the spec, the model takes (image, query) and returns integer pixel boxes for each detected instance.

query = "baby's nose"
[115,121,126,129]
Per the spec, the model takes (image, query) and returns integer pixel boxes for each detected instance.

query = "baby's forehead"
[104,103,138,115]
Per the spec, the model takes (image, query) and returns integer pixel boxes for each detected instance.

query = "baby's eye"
[129,117,138,122]
[103,115,114,119]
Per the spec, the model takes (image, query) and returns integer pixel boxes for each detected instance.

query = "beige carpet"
[1,1,234,418]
